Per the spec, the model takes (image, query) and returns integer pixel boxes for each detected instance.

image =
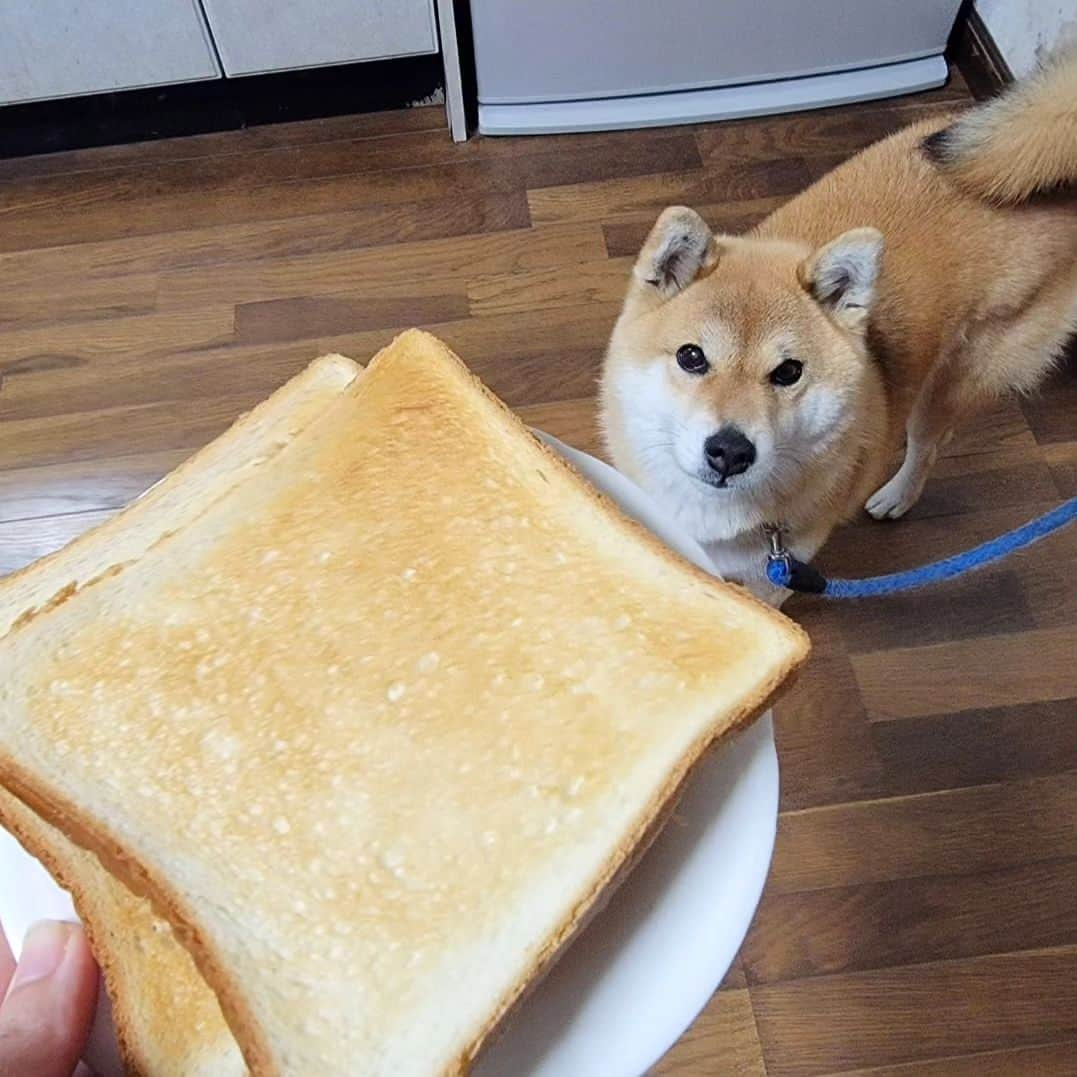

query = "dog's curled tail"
[924,47,1077,204]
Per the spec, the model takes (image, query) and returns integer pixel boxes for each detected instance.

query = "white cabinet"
[0,0,457,139]
[0,0,220,106]
[199,0,437,77]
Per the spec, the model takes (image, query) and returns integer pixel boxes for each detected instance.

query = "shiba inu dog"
[600,52,1077,602]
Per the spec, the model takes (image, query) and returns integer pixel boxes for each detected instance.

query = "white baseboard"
[477,55,948,136]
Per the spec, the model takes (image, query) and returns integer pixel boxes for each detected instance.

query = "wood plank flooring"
[1,69,1075,1074]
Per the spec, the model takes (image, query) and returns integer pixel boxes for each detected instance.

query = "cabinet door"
[200,0,437,77]
[0,0,220,106]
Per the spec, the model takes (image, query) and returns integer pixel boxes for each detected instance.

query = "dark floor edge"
[948,1,1014,100]
[0,54,444,161]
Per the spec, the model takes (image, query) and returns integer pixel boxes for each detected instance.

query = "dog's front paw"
[865,474,922,520]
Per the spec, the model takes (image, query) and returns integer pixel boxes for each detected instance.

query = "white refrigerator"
[470,0,965,135]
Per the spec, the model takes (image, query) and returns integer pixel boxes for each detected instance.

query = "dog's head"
[601,206,884,540]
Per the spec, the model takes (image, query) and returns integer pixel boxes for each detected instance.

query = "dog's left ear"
[798,227,883,330]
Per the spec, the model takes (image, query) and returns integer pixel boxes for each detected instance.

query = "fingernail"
[8,921,73,994]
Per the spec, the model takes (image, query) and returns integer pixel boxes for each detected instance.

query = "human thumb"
[0,921,98,1077]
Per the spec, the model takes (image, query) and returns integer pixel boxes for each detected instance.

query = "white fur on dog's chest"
[701,535,768,585]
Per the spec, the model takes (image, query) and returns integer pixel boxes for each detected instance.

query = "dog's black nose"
[704,427,756,480]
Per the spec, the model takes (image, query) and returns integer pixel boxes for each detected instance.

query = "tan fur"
[601,51,1077,598]
[929,48,1077,203]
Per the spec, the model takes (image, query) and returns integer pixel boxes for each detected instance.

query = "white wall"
[974,0,1077,78]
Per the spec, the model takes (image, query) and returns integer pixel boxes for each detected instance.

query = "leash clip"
[763,523,794,589]
[763,523,789,561]
[762,523,829,594]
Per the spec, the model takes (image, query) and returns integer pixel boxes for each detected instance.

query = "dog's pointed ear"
[799,227,883,329]
[634,207,720,299]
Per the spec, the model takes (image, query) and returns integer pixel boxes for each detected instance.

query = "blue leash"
[765,498,1077,599]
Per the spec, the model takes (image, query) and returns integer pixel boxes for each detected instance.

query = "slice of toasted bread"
[0,330,807,1075]
[0,786,244,1076]
[0,353,360,1075]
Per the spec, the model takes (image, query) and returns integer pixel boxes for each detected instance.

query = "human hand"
[0,920,98,1077]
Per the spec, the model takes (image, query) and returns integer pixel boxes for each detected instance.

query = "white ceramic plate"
[0,433,778,1077]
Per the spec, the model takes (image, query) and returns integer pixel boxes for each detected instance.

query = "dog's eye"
[769,359,803,386]
[676,344,709,375]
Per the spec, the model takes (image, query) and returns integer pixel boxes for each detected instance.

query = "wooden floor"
[1,68,1076,1075]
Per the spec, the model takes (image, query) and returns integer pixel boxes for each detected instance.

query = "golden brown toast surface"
[0,331,807,1075]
